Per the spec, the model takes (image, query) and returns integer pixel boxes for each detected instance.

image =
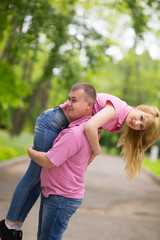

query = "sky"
[76,3,160,62]
[22,3,160,62]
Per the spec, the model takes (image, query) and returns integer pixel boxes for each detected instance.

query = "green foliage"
[116,51,160,106]
[0,0,159,142]
[0,0,110,134]
[108,0,160,37]
[100,130,120,155]
[0,60,31,107]
[90,50,160,107]
[117,0,149,37]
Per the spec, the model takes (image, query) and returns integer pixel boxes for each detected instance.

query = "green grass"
[143,158,160,178]
[0,130,33,161]
[0,130,160,179]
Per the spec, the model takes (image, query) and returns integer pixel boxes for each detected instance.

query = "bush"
[0,130,33,161]
[100,130,120,155]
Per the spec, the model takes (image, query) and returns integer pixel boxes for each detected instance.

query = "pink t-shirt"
[41,116,92,199]
[60,93,132,133]
[93,93,132,133]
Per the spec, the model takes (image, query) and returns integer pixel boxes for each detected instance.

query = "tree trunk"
[10,77,51,135]
[10,45,59,135]
[10,86,43,135]
[40,82,51,112]
[1,24,18,62]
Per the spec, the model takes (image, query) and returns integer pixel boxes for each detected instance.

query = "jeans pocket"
[48,195,61,203]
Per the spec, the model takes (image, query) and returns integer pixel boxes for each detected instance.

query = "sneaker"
[0,219,16,240]
[15,230,23,240]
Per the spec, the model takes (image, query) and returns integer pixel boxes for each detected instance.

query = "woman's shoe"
[0,219,17,240]
[15,230,23,240]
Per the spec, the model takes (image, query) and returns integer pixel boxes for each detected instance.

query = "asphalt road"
[0,154,160,240]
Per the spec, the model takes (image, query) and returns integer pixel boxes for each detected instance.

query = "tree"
[0,0,159,135]
[0,0,106,134]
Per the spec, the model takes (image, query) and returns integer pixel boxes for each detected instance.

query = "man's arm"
[27,144,54,169]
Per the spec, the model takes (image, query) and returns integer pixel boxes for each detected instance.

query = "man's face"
[67,89,91,120]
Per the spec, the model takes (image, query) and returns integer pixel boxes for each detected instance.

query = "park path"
[0,154,160,240]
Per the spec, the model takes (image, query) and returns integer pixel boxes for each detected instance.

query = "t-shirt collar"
[69,116,92,128]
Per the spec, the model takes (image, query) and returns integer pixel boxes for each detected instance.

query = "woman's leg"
[0,107,68,240]
[6,160,42,224]
[5,107,69,225]
[13,126,59,223]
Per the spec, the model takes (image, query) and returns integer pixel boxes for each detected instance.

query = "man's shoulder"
[68,122,86,143]
[61,125,84,139]
[67,116,91,143]
[70,122,85,134]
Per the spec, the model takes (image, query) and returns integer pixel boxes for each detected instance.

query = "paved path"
[0,154,160,240]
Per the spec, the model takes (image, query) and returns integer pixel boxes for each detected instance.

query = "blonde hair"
[117,105,160,180]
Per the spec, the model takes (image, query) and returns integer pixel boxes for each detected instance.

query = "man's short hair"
[71,83,96,105]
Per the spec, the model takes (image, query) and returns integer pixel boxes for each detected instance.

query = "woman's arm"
[85,103,115,161]
[27,144,54,169]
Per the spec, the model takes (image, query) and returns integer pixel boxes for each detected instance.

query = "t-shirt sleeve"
[94,93,131,132]
[105,96,128,119]
[93,93,127,119]
[46,131,78,167]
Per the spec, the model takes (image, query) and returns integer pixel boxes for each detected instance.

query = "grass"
[0,130,160,179]
[143,158,160,178]
[0,130,33,161]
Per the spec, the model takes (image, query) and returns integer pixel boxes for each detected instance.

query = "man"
[0,83,97,240]
[27,88,97,240]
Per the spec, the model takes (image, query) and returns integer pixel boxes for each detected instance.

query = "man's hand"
[88,128,102,165]
[98,128,102,140]
[27,144,54,169]
[27,144,34,158]
[28,144,34,149]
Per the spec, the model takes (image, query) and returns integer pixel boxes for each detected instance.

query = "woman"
[84,93,160,180]
[0,85,160,240]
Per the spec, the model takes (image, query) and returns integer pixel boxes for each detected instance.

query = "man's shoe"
[0,219,16,240]
[15,230,23,240]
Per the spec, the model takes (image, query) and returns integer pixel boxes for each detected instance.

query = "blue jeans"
[6,107,69,222]
[38,194,82,240]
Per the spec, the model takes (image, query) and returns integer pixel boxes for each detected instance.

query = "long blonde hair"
[117,105,160,180]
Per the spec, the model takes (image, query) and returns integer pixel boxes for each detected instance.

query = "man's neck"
[62,108,92,123]
[62,108,72,123]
